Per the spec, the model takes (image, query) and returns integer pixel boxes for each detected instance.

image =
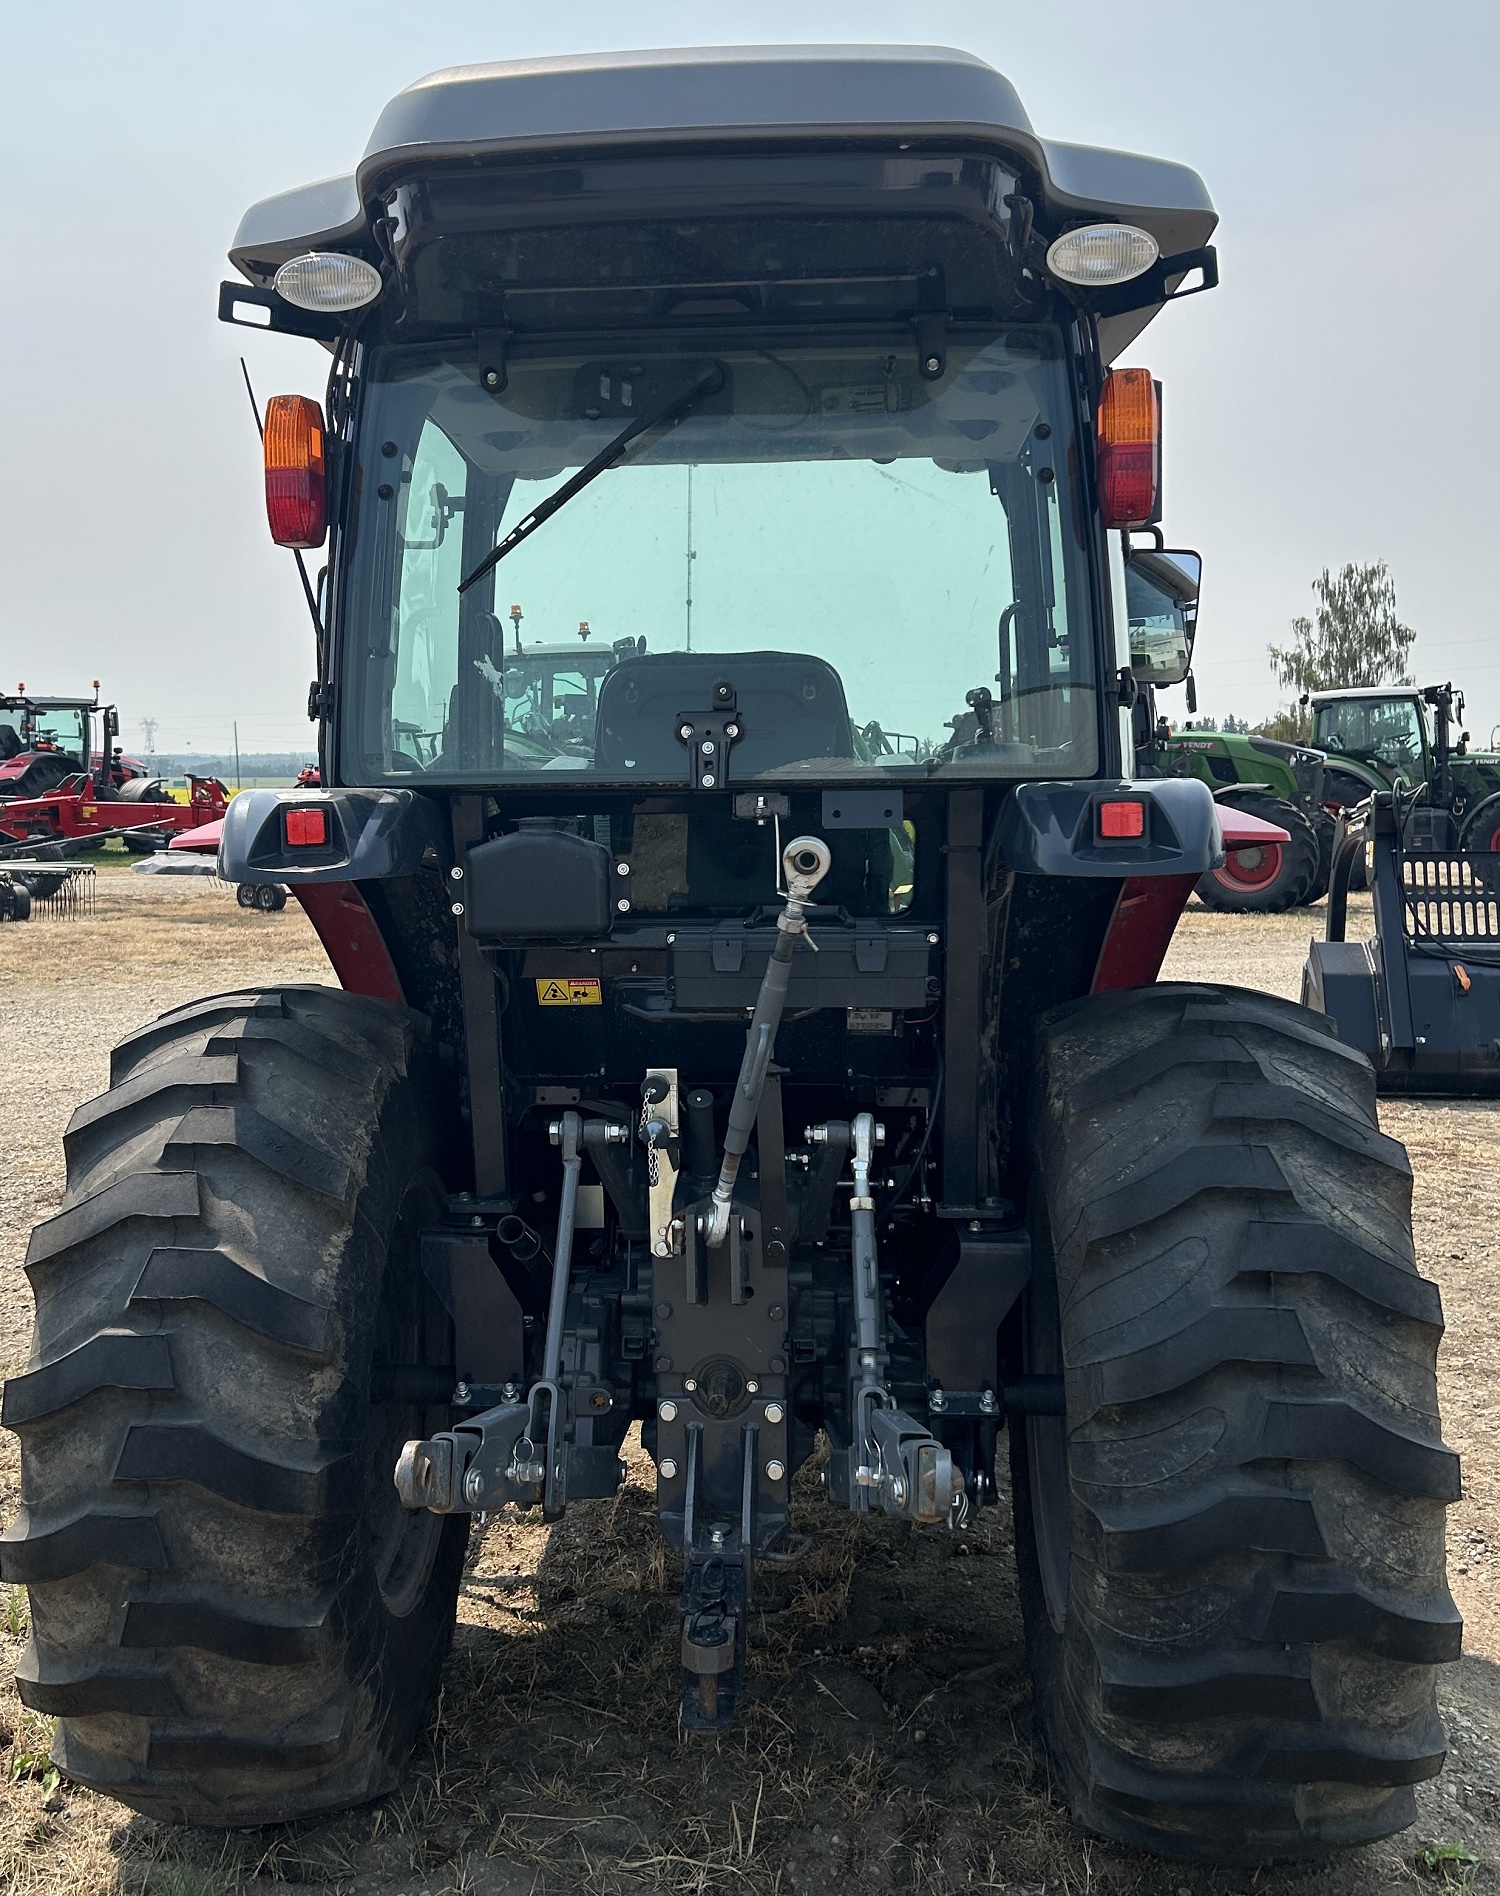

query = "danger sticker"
[535,977,602,1006]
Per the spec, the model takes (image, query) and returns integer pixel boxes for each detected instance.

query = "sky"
[1,1,1496,756]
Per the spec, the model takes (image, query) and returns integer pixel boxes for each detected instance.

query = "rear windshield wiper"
[457,359,726,596]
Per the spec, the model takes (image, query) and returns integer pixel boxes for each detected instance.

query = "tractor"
[2,46,1457,1867]
[0,688,139,801]
[1159,729,1333,912]
[0,685,215,855]
[1311,682,1500,855]
[1124,573,1333,913]
[1122,561,1335,910]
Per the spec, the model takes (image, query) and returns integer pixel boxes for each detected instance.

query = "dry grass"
[0,877,1494,1893]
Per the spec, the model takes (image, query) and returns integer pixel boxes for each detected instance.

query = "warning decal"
[535,977,603,1006]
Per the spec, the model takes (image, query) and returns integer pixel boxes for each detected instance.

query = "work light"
[1046,224,1159,288]
[273,252,383,313]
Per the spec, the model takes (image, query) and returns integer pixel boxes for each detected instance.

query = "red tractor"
[2,45,1457,1871]
[0,687,142,800]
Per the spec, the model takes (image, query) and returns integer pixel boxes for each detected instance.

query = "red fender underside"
[1091,807,1290,993]
[292,883,405,1004]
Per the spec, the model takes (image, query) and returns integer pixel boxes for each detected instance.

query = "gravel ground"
[0,873,1495,1895]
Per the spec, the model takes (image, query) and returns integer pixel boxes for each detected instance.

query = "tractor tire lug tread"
[128,1247,333,1355]
[1013,982,1458,1863]
[121,1599,328,1665]
[17,1641,184,1718]
[8,983,467,1825]
[2,1332,175,1428]
[113,1422,341,1516]
[0,1509,169,1583]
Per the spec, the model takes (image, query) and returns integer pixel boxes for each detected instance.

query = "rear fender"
[219,787,446,884]
[996,779,1287,994]
[998,778,1223,877]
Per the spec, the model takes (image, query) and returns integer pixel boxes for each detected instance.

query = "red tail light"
[284,807,328,847]
[1096,369,1160,529]
[264,395,327,549]
[1097,798,1146,840]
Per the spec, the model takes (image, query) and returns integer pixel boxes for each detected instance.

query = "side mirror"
[1125,545,1200,687]
[264,395,327,549]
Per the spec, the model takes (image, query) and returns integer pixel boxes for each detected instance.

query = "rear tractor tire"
[1,985,466,1824]
[1459,793,1500,857]
[1011,982,1459,1864]
[1297,804,1340,907]
[1458,794,1500,896]
[1196,791,1320,914]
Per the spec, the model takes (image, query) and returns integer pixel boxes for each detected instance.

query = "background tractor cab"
[1310,682,1500,853]
[0,688,134,799]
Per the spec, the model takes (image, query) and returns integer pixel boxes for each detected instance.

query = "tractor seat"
[595,651,852,779]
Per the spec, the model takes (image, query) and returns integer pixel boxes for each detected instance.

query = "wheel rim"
[1213,840,1284,892]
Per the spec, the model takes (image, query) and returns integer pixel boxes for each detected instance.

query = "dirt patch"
[0,880,1494,1894]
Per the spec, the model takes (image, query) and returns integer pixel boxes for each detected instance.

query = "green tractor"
[1311,683,1500,855]
[1157,724,1333,912]
[1124,560,1333,912]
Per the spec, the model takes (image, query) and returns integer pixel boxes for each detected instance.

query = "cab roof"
[230,44,1215,358]
[1310,688,1421,704]
[0,696,98,712]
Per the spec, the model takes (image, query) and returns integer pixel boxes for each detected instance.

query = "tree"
[1253,708,1310,744]
[1268,562,1415,698]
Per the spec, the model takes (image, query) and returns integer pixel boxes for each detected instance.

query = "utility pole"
[140,715,159,757]
[233,721,241,791]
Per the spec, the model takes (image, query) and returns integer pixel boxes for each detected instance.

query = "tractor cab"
[0,690,133,800]
[1311,686,1432,786]
[0,694,95,798]
[475,623,645,771]
[1311,682,1500,846]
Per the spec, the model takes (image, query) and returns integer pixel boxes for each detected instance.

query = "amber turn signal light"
[264,395,327,549]
[1096,369,1160,530]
